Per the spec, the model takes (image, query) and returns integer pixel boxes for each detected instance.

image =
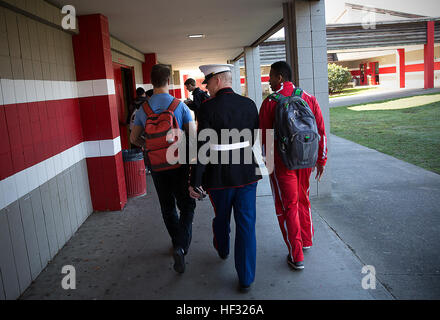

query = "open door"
[371,62,380,85]
[113,63,136,150]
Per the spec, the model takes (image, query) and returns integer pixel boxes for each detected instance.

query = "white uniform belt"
[210,141,250,151]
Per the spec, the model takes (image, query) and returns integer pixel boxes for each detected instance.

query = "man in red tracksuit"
[259,61,328,270]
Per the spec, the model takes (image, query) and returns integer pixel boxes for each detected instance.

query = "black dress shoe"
[173,248,185,273]
[219,252,229,260]
[238,283,251,293]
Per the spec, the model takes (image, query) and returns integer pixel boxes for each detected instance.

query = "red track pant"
[269,166,314,263]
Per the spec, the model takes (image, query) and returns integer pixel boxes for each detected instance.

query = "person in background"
[129,88,153,133]
[129,89,154,171]
[184,78,210,121]
[128,88,149,149]
[145,89,154,98]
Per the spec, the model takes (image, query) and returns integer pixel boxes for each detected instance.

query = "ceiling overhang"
[48,0,294,70]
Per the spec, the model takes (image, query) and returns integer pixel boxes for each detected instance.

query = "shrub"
[328,63,352,94]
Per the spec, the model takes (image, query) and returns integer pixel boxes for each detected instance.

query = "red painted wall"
[349,62,440,77]
[0,99,83,181]
[73,14,127,211]
[142,53,157,85]
[424,21,435,89]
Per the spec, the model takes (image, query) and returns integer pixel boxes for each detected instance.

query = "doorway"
[113,63,136,150]
[370,62,379,85]
[359,63,368,86]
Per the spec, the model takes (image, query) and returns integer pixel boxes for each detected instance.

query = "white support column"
[284,0,331,197]
[230,60,242,94]
[244,46,263,109]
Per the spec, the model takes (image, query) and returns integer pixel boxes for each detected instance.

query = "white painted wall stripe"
[135,83,183,91]
[84,136,121,158]
[136,83,154,91]
[0,82,3,105]
[0,136,122,211]
[169,84,182,90]
[0,79,116,105]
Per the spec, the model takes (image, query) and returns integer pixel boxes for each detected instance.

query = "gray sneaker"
[287,255,304,270]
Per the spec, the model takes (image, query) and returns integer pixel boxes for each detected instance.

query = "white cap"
[199,64,233,84]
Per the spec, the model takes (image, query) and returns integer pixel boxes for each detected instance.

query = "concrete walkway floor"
[313,135,440,300]
[20,141,412,300]
[330,87,440,108]
[22,132,440,300]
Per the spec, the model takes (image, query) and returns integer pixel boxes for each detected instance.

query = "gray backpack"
[270,88,320,170]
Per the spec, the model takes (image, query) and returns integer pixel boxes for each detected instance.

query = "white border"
[0,79,115,105]
[0,136,121,210]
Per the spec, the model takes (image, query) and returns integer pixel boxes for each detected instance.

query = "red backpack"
[142,98,182,172]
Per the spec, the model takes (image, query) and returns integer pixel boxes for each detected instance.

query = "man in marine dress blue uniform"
[188,64,261,293]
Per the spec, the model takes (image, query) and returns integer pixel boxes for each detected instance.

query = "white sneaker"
[303,246,311,250]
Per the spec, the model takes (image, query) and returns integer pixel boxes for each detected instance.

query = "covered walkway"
[3,0,439,301]
[20,135,427,300]
[0,0,332,300]
[19,179,391,300]
[20,135,440,300]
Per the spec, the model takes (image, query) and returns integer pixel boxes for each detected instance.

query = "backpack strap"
[142,98,180,116]
[292,87,303,98]
[167,98,181,129]
[167,98,180,112]
[142,100,155,117]
[268,93,285,102]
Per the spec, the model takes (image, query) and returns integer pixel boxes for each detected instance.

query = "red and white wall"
[0,0,181,300]
[336,44,440,89]
[0,1,98,300]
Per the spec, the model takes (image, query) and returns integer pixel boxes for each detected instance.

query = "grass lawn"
[330,93,440,175]
[329,86,379,99]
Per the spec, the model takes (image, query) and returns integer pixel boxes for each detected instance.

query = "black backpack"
[270,88,320,170]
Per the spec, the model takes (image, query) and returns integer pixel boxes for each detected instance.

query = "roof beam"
[345,2,427,19]
[259,18,440,52]
[231,18,284,63]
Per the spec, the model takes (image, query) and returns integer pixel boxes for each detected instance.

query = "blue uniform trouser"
[208,182,257,287]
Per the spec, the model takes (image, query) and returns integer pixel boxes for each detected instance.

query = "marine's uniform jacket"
[190,87,262,190]
[187,87,209,120]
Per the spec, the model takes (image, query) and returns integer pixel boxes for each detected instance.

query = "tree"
[328,63,352,94]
